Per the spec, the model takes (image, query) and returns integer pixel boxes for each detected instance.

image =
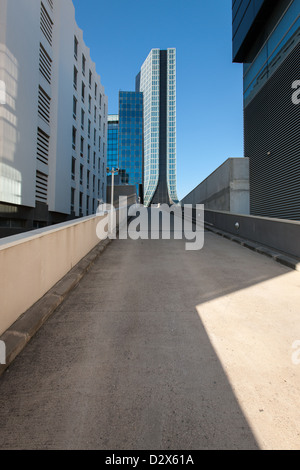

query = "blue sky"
[72,0,243,201]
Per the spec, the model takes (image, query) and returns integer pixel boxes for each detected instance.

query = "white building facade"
[136,48,178,207]
[0,0,107,236]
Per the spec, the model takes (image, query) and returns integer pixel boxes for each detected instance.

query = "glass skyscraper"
[118,91,143,195]
[107,114,119,173]
[136,48,178,207]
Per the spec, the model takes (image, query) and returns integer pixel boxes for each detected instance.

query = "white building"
[0,0,107,236]
[136,48,178,207]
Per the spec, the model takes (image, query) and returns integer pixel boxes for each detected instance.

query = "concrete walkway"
[0,229,300,450]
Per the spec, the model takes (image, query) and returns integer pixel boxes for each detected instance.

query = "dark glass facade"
[232,0,300,220]
[118,91,143,195]
[107,115,119,173]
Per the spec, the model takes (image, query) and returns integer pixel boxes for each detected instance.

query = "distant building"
[232,0,300,220]
[107,114,119,173]
[107,93,143,200]
[136,48,179,207]
[118,91,143,196]
[0,0,108,237]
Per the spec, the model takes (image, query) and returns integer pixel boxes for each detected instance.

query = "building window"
[88,119,91,138]
[93,175,96,193]
[38,86,51,124]
[71,157,76,180]
[99,93,102,109]
[89,70,92,88]
[94,105,97,123]
[37,127,50,165]
[73,96,77,119]
[73,66,78,89]
[72,126,77,149]
[80,164,83,185]
[87,144,91,164]
[99,115,101,131]
[93,152,96,169]
[86,195,90,214]
[80,136,84,157]
[82,54,86,76]
[71,188,75,212]
[98,180,100,197]
[39,43,52,85]
[87,169,90,189]
[88,95,92,113]
[74,36,78,60]
[94,83,97,100]
[81,109,85,130]
[81,82,85,103]
[98,136,101,152]
[40,3,53,47]
[103,123,106,137]
[104,103,106,117]
[79,192,83,214]
[94,129,96,146]
[98,157,101,174]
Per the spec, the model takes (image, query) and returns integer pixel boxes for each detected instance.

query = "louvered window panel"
[36,171,48,203]
[39,44,52,84]
[47,0,53,10]
[37,128,50,165]
[244,41,300,221]
[40,3,53,46]
[38,86,51,124]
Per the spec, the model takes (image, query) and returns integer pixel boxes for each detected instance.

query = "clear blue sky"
[72,0,244,201]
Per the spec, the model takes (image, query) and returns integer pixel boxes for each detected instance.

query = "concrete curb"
[0,237,112,378]
[204,224,300,272]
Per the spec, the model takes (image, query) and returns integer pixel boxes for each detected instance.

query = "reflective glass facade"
[137,48,178,207]
[232,0,265,62]
[242,0,300,106]
[118,92,143,194]
[107,114,119,173]
[232,0,300,220]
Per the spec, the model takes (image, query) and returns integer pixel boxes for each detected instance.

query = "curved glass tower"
[136,48,178,206]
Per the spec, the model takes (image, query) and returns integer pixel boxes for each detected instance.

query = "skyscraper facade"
[107,114,119,172]
[0,0,108,237]
[232,0,300,220]
[118,91,143,195]
[136,48,178,207]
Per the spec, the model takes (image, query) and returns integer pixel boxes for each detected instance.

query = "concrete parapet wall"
[204,209,300,259]
[181,158,250,215]
[0,215,106,335]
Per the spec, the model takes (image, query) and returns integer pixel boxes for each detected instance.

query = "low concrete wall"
[181,158,250,215]
[0,214,107,336]
[204,209,300,259]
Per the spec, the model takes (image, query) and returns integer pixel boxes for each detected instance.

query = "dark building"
[232,0,300,220]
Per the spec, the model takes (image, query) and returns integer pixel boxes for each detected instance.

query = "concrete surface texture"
[180,158,250,215]
[0,229,300,450]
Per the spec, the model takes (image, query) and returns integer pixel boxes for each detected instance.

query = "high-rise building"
[136,48,178,207]
[118,91,143,195]
[232,0,300,220]
[107,114,119,172]
[107,93,143,199]
[0,0,108,237]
